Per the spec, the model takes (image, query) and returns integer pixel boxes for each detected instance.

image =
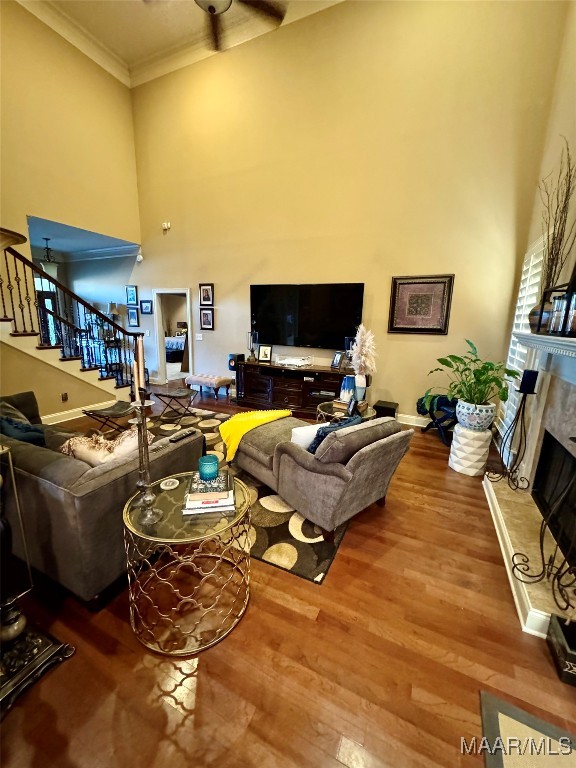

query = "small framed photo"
[199,283,214,306]
[200,307,214,330]
[258,344,272,362]
[388,274,455,334]
[125,285,138,305]
[347,396,358,417]
[331,351,345,370]
[127,307,140,327]
[140,300,153,315]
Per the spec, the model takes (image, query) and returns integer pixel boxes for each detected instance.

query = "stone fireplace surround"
[483,333,576,637]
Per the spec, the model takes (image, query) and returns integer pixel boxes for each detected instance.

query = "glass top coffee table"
[316,401,376,423]
[123,472,251,655]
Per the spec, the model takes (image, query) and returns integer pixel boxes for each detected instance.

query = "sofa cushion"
[43,426,82,452]
[0,417,45,446]
[291,423,322,450]
[0,392,41,424]
[237,416,305,469]
[60,429,151,467]
[0,434,91,486]
[0,401,30,423]
[307,416,362,455]
[315,416,401,464]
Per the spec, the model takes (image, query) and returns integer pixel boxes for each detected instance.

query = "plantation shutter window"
[496,237,544,438]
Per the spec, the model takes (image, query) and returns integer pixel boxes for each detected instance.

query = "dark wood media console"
[236,361,347,418]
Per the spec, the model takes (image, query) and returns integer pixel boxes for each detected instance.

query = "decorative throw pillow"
[291,423,322,450]
[0,402,30,423]
[60,429,152,467]
[0,417,45,446]
[307,415,362,455]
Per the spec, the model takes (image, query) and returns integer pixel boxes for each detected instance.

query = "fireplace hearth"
[509,429,576,613]
[483,333,576,635]
[533,430,576,567]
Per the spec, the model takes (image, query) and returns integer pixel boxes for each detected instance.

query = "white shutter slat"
[495,238,544,441]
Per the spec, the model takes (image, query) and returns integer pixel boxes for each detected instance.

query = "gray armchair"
[235,416,413,532]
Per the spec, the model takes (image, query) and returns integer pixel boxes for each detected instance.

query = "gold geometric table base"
[124,516,250,656]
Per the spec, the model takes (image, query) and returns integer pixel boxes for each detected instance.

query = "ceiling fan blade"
[208,12,222,50]
[237,0,285,23]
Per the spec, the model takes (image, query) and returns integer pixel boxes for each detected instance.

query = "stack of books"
[183,469,235,515]
[332,399,350,411]
[332,399,368,413]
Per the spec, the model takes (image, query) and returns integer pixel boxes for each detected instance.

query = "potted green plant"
[424,340,519,431]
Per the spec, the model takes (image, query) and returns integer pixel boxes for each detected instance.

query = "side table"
[317,401,376,423]
[123,473,251,655]
[152,386,198,424]
[448,423,492,476]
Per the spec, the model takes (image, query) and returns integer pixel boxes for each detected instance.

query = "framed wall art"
[330,351,345,370]
[127,307,140,327]
[140,300,153,315]
[200,307,214,330]
[199,283,214,306]
[125,285,138,305]
[258,344,272,362]
[388,274,455,334]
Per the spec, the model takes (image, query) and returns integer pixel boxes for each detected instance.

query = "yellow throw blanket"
[219,409,291,461]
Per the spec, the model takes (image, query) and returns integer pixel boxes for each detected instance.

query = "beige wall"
[68,255,137,317]
[2,1,572,416]
[0,1,141,256]
[131,1,567,414]
[0,343,111,417]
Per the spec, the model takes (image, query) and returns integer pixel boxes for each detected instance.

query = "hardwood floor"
[2,392,575,767]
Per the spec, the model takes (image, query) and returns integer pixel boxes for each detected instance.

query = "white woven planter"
[455,400,496,431]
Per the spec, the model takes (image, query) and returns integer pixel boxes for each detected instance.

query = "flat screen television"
[250,283,364,350]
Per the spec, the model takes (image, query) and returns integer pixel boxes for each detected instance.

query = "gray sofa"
[0,391,204,602]
[235,415,413,531]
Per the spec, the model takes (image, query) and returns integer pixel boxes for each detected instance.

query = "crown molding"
[31,244,139,262]
[16,0,131,86]
[69,244,140,260]
[17,0,344,88]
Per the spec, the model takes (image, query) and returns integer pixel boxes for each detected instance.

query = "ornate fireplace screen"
[511,431,576,612]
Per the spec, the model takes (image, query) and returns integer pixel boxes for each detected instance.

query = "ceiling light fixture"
[41,237,58,265]
[194,0,232,14]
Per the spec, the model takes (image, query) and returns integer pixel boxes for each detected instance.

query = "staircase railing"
[1,239,141,390]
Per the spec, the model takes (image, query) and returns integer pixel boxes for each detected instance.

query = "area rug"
[479,691,576,767]
[229,466,347,584]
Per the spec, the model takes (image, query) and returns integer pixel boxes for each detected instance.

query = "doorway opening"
[152,289,193,384]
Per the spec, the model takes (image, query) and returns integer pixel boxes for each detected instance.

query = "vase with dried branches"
[351,324,377,400]
[529,138,576,333]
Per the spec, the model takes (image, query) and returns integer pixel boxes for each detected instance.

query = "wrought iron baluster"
[20,260,37,333]
[3,242,141,391]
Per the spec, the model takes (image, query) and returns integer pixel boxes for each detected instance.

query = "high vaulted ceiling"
[17,0,343,86]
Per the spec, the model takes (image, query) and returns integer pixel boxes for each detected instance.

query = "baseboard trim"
[397,413,429,428]
[42,400,116,424]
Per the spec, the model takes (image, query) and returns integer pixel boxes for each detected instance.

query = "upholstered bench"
[185,373,233,398]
